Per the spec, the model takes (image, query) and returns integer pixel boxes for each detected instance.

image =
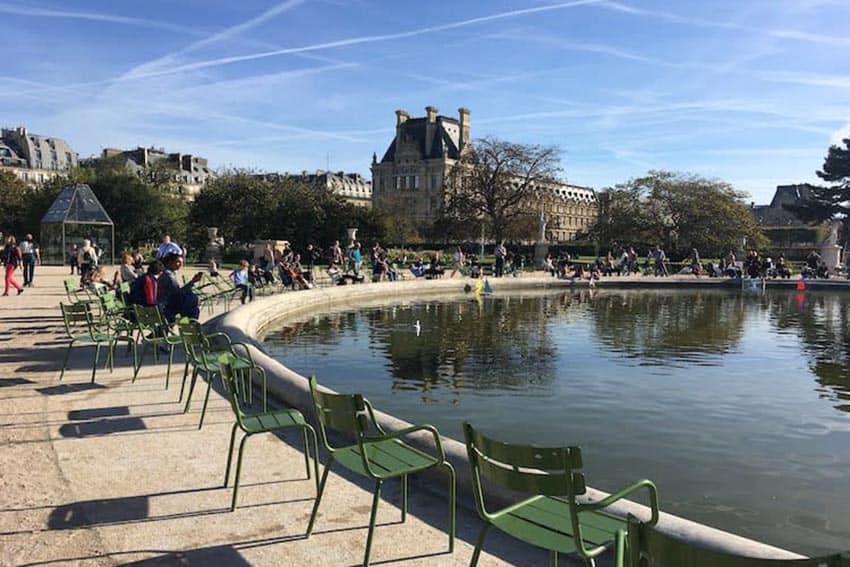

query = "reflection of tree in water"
[589,291,747,367]
[766,291,850,413]
[363,295,565,400]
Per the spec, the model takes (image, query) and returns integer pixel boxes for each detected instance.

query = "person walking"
[19,233,40,287]
[2,235,24,296]
[450,246,465,278]
[349,241,363,277]
[77,239,98,284]
[494,240,507,278]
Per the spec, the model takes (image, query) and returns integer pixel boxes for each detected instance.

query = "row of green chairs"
[216,356,850,567]
[58,302,268,429]
[58,294,849,566]
[218,358,454,567]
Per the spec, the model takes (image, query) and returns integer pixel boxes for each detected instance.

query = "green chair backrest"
[119,281,131,300]
[176,317,212,368]
[627,518,850,567]
[63,278,79,301]
[134,304,166,331]
[463,422,594,551]
[218,354,247,428]
[60,302,95,339]
[463,421,585,497]
[100,291,121,313]
[308,375,370,453]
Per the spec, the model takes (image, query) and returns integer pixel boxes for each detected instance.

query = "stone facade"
[750,184,815,226]
[95,146,214,200]
[269,170,372,207]
[371,106,469,222]
[370,106,596,242]
[0,126,78,185]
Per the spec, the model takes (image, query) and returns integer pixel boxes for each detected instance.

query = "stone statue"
[538,211,548,242]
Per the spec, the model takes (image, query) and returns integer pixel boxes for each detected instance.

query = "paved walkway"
[0,267,563,567]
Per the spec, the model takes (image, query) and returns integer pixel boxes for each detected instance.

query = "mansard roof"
[379,116,462,163]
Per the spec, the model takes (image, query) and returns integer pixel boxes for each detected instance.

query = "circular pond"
[262,288,850,555]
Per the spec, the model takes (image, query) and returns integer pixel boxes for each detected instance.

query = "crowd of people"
[7,228,844,310]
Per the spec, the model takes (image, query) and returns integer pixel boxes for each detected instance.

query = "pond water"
[262,288,850,555]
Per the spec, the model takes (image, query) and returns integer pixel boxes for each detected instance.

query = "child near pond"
[230,260,253,304]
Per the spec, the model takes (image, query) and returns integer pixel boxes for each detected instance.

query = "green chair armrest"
[362,399,387,435]
[582,479,659,526]
[367,423,447,463]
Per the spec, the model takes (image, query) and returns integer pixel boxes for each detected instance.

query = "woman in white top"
[450,246,465,278]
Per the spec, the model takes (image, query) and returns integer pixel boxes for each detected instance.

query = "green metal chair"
[218,355,319,511]
[59,302,137,383]
[626,516,850,567]
[132,304,183,389]
[307,376,456,567]
[178,319,267,429]
[63,277,89,303]
[463,421,659,567]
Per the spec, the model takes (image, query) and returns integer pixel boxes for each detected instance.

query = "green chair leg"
[446,462,456,552]
[183,368,200,413]
[91,343,101,383]
[178,358,191,402]
[364,480,383,567]
[401,474,408,522]
[133,342,148,382]
[470,524,491,567]
[307,427,320,492]
[230,433,250,511]
[224,422,240,487]
[307,458,334,536]
[59,342,74,381]
[259,367,267,411]
[551,550,558,567]
[198,372,215,429]
[301,428,311,480]
[166,345,174,390]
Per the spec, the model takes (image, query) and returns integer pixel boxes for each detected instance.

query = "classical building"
[93,146,214,200]
[371,106,468,222]
[536,182,597,242]
[370,106,597,242]
[267,170,372,207]
[0,126,78,185]
[750,184,816,226]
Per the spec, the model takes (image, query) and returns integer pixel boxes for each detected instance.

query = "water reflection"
[766,291,850,413]
[589,290,747,367]
[262,288,850,553]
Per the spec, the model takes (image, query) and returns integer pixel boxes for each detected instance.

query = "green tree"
[188,172,384,255]
[0,170,30,236]
[588,171,767,257]
[442,137,562,242]
[783,137,850,241]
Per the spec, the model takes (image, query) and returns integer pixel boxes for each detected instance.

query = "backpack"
[4,245,19,267]
[82,250,93,263]
[128,274,157,306]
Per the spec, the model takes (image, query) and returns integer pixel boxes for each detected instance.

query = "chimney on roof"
[425,106,438,156]
[458,107,470,151]
[395,109,409,127]
[395,110,410,163]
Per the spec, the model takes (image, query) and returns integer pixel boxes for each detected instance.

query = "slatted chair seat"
[333,438,441,479]
[490,495,625,556]
[240,410,307,434]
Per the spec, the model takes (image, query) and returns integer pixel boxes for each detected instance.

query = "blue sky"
[1,0,848,204]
